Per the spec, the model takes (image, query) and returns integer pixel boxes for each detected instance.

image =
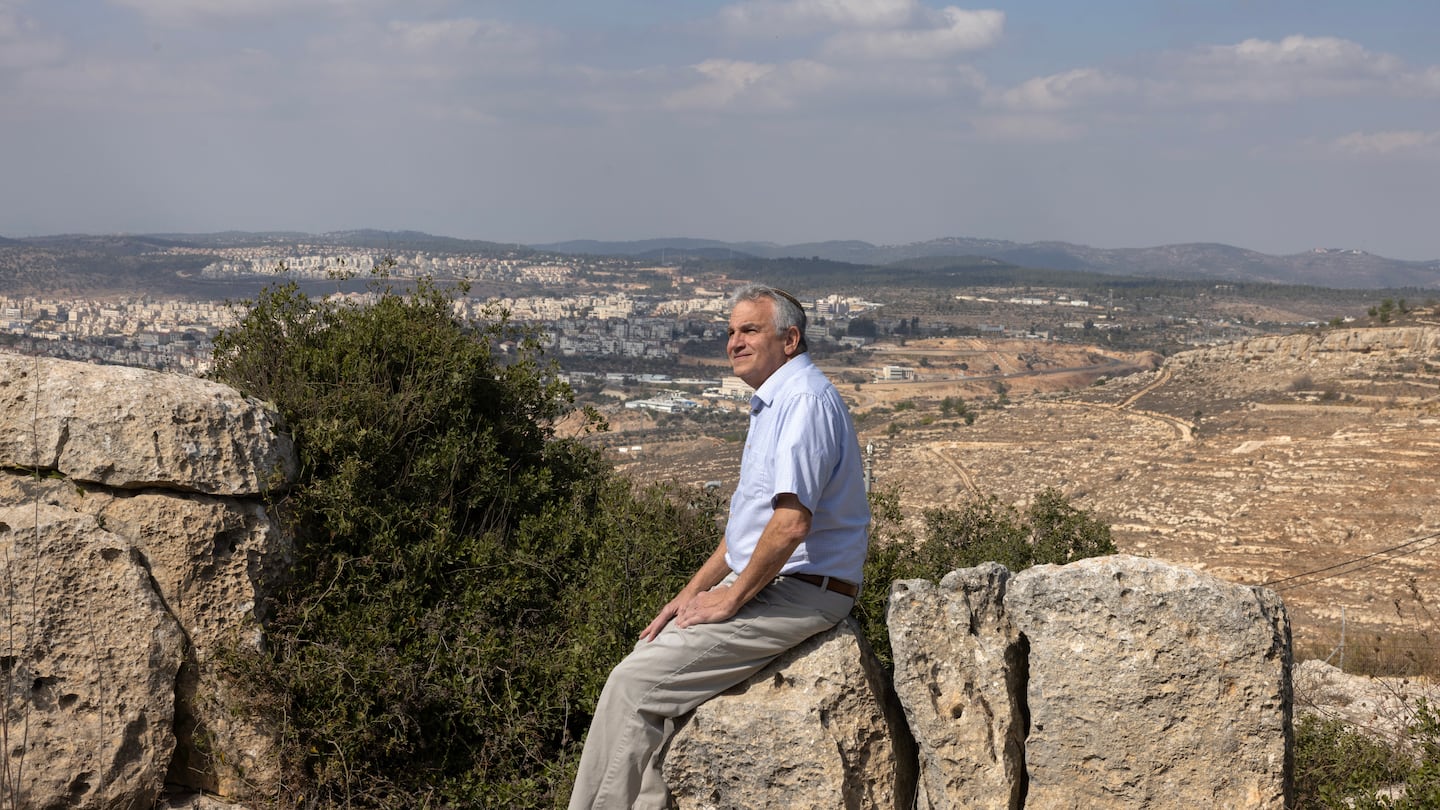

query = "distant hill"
[8,230,1437,290]
[536,237,1440,290]
[0,230,540,297]
[317,229,528,254]
[537,237,770,261]
[18,233,196,253]
[140,229,531,255]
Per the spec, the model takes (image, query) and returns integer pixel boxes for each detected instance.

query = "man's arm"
[675,493,812,629]
[639,537,734,642]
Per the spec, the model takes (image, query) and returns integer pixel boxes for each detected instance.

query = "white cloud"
[662,54,985,114]
[1199,35,1394,74]
[717,0,1003,60]
[104,0,386,27]
[989,34,1440,122]
[823,7,1002,61]
[299,15,556,94]
[718,0,917,37]
[991,67,1140,112]
[681,2,1003,117]
[1330,130,1440,156]
[675,58,776,109]
[1176,35,1412,103]
[383,18,546,62]
[664,58,842,111]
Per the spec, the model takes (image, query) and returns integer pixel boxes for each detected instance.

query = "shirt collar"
[748,352,813,413]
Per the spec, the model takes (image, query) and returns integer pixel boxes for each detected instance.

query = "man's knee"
[598,647,663,706]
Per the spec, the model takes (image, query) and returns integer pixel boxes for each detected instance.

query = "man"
[569,283,871,809]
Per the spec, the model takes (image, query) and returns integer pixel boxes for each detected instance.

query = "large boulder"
[0,504,185,809]
[0,353,295,496]
[0,353,295,804]
[0,477,290,799]
[664,618,917,809]
[888,563,1026,810]
[1007,555,1292,810]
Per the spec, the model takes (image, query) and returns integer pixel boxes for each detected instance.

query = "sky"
[2,0,1439,260]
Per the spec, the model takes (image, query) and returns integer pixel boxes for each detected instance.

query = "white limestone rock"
[888,563,1025,810]
[0,504,185,810]
[0,353,295,496]
[1007,554,1292,810]
[664,618,916,810]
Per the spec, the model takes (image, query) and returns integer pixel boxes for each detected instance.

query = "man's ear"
[784,325,801,356]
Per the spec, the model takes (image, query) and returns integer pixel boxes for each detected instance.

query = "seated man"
[569,283,870,809]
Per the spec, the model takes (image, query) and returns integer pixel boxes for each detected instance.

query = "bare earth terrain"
[602,325,1440,671]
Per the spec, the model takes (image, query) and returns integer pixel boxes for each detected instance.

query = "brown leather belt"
[789,573,859,598]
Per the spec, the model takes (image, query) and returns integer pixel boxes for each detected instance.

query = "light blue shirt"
[724,353,870,586]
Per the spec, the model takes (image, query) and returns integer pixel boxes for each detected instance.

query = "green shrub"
[1294,713,1410,808]
[1293,699,1440,809]
[212,274,715,807]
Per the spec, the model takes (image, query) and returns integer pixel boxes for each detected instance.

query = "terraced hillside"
[876,325,1440,669]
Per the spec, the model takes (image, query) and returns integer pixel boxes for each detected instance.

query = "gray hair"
[731,283,809,355]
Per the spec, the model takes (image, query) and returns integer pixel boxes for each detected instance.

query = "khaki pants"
[568,575,855,809]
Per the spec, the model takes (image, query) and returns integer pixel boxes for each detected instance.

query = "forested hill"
[537,236,1440,290]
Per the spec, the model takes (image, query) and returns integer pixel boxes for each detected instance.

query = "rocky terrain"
[611,324,1440,672]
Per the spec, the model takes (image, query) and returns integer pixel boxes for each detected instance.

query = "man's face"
[728,297,799,389]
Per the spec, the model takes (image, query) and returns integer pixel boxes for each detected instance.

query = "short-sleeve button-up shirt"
[724,353,870,585]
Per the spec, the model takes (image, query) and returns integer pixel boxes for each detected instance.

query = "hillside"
[8,229,1438,292]
[539,236,1440,290]
[607,322,1440,672]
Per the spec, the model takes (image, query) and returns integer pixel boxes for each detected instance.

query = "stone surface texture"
[664,618,917,810]
[0,504,185,810]
[888,563,1025,810]
[0,352,294,806]
[1007,554,1292,810]
[0,352,295,496]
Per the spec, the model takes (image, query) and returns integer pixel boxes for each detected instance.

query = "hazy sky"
[3,0,1439,259]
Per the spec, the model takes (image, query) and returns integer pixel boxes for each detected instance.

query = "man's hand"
[640,538,735,642]
[639,595,686,642]
[675,585,740,629]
